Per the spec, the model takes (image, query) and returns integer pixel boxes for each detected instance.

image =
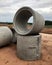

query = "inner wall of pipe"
[15,10,33,34]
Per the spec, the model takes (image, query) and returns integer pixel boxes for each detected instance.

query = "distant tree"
[45,20,52,25]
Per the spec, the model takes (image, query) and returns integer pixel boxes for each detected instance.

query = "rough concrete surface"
[13,7,45,35]
[17,34,41,60]
[0,26,13,47]
[0,33,52,65]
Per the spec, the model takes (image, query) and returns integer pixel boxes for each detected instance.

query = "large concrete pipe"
[17,34,41,60]
[0,26,13,47]
[13,7,45,35]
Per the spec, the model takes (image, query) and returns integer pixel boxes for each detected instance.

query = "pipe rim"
[13,7,36,35]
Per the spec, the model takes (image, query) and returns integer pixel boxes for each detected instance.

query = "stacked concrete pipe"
[0,26,13,47]
[13,6,45,60]
[17,34,41,60]
[13,7,45,35]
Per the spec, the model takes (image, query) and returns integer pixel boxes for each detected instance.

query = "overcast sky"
[0,0,52,22]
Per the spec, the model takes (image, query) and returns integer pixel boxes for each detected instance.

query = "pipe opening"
[15,9,34,34]
[27,16,33,30]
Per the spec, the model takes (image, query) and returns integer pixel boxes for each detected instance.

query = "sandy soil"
[0,33,52,65]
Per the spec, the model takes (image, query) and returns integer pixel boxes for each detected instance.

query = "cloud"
[0,13,14,22]
[0,0,52,22]
[42,13,52,21]
[0,0,25,7]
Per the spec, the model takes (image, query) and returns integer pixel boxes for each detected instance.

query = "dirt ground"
[41,28,52,34]
[0,28,52,65]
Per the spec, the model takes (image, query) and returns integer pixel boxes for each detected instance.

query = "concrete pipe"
[11,28,17,43]
[13,32,17,43]
[17,34,41,60]
[0,26,13,47]
[13,6,45,35]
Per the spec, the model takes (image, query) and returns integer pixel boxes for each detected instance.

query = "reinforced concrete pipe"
[17,34,41,60]
[0,26,13,47]
[13,6,45,35]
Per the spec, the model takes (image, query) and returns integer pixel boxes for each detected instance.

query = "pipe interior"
[15,10,33,34]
